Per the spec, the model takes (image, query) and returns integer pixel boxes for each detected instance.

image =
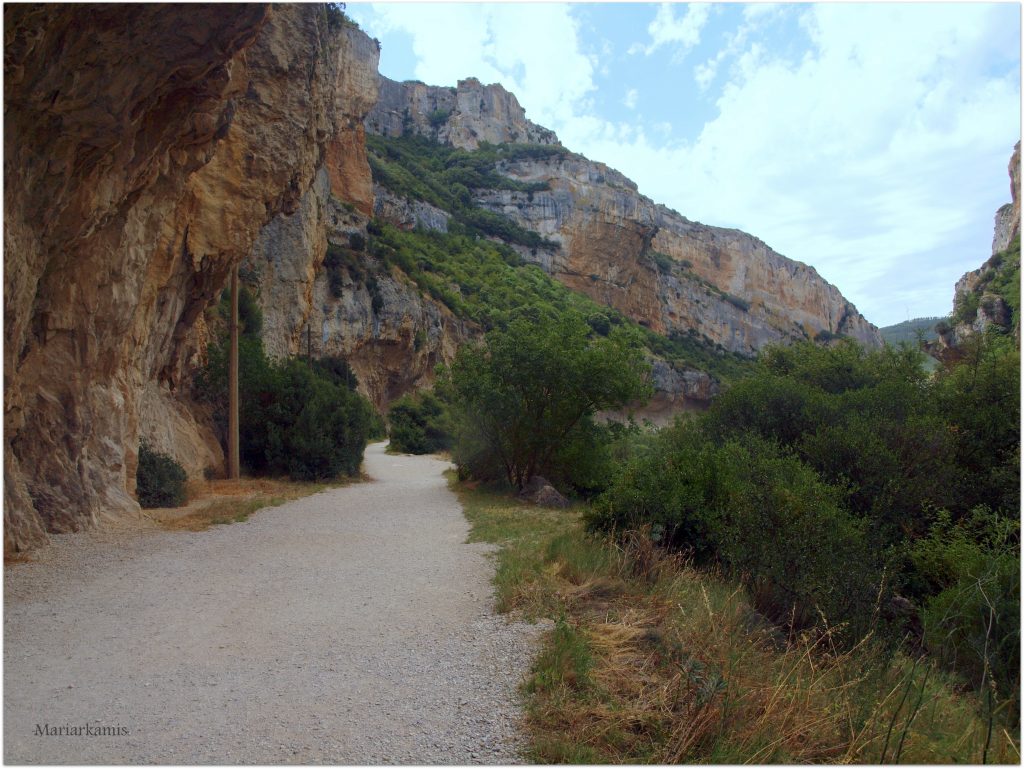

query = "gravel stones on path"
[4,443,544,764]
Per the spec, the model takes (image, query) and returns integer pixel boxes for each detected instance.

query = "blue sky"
[346,2,1021,327]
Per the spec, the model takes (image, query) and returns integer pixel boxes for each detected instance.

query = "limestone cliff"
[242,169,472,412]
[933,141,1021,358]
[3,5,379,551]
[992,141,1021,256]
[365,77,880,356]
[366,76,558,150]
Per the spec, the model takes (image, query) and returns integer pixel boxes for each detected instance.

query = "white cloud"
[623,88,639,110]
[694,60,717,91]
[635,3,712,58]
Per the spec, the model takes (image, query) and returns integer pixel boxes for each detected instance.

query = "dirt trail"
[4,443,541,764]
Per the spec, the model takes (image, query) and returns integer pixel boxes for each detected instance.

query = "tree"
[439,312,651,490]
[387,391,451,454]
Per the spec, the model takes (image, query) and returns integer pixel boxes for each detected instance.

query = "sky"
[346,2,1021,328]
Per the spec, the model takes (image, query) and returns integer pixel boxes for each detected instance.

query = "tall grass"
[453,476,1020,764]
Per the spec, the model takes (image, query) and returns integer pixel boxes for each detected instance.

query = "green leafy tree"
[439,312,652,491]
[387,390,452,454]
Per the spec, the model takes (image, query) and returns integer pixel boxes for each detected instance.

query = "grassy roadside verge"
[148,477,350,532]
[451,475,1019,764]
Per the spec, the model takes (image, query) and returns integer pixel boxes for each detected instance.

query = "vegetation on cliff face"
[366,221,752,387]
[951,234,1020,330]
[367,133,561,251]
[366,133,757,388]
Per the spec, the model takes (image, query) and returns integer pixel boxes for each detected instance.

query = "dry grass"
[4,550,36,566]
[454,478,1021,764]
[147,476,352,531]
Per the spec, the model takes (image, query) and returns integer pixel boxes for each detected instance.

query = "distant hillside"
[879,317,944,345]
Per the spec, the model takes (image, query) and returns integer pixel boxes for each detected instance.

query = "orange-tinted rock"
[3,6,380,552]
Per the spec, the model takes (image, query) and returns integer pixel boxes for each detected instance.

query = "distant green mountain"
[879,317,945,345]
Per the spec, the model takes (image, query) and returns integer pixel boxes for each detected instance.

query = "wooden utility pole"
[228,265,240,479]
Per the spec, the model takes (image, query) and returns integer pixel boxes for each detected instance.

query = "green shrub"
[723,293,751,312]
[439,312,651,492]
[366,133,559,251]
[285,377,372,480]
[136,443,187,508]
[649,250,674,274]
[912,508,1020,707]
[311,355,359,390]
[387,390,452,454]
[427,109,450,129]
[217,283,262,339]
[196,337,373,482]
[592,429,882,640]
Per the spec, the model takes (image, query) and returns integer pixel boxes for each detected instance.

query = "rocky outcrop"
[366,83,880,355]
[373,185,450,233]
[309,257,473,410]
[931,142,1021,362]
[470,153,878,354]
[244,184,472,411]
[366,76,559,150]
[3,6,380,552]
[992,142,1021,255]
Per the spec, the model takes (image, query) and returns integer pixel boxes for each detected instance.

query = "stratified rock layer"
[366,76,559,150]
[366,77,880,355]
[3,5,379,551]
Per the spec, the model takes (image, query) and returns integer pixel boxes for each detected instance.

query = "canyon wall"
[365,77,881,355]
[3,5,378,551]
[933,141,1021,357]
[242,169,473,412]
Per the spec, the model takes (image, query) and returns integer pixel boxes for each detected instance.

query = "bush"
[912,508,1020,706]
[649,251,674,274]
[723,293,751,312]
[196,337,373,482]
[136,443,187,508]
[387,391,452,454]
[592,429,882,640]
[439,312,651,492]
[216,283,262,339]
[284,375,372,480]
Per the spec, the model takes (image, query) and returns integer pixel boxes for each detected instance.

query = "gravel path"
[4,443,543,764]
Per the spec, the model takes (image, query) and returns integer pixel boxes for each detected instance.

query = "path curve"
[4,443,540,764]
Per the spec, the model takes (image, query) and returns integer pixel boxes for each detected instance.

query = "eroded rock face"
[931,142,1021,362]
[473,154,881,354]
[366,82,879,355]
[3,6,379,551]
[244,185,472,412]
[366,76,559,150]
[373,185,450,233]
[992,142,1021,255]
